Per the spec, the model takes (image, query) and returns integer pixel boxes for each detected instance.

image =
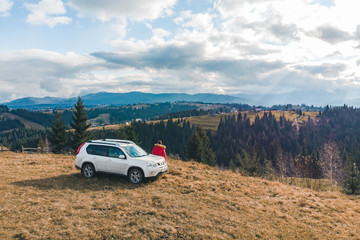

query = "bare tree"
[278,153,296,178]
[319,142,343,191]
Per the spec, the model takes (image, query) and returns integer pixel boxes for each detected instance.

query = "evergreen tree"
[343,156,360,195]
[70,97,91,152]
[238,149,261,176]
[187,127,216,166]
[199,129,216,166]
[126,123,140,145]
[48,113,68,154]
[187,128,202,161]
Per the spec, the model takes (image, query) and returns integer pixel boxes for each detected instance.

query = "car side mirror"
[119,155,126,159]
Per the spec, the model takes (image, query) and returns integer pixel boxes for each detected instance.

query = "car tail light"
[76,142,86,154]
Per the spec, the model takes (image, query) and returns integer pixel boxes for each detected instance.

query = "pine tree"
[199,129,216,166]
[238,149,260,176]
[126,123,140,145]
[343,156,360,195]
[187,128,201,161]
[48,113,68,154]
[187,127,216,166]
[70,97,91,152]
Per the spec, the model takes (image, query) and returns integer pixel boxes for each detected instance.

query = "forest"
[0,117,25,132]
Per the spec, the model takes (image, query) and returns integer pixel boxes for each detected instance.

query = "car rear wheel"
[82,163,95,178]
[128,168,144,184]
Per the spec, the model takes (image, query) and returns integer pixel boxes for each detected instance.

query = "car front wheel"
[82,163,95,178]
[128,168,144,184]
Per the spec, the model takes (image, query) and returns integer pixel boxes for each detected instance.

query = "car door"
[107,146,128,175]
[86,144,109,172]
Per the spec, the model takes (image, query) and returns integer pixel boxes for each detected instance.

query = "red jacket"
[152,144,167,161]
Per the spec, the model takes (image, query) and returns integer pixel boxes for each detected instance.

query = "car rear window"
[86,144,108,157]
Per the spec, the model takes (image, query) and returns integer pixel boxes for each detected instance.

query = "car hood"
[138,154,165,162]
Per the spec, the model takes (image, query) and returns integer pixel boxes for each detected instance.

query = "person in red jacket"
[152,140,167,161]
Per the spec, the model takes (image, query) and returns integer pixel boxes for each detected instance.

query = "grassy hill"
[1,113,45,129]
[1,152,359,239]
[147,110,319,131]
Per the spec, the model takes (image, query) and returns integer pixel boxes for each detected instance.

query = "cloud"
[310,25,352,44]
[91,41,286,95]
[25,0,71,27]
[0,91,12,103]
[199,59,284,81]
[92,42,204,70]
[296,63,346,78]
[175,11,214,32]
[40,77,62,92]
[0,0,12,16]
[69,0,176,21]
[356,24,360,39]
[0,50,104,101]
[92,41,284,81]
[269,22,299,41]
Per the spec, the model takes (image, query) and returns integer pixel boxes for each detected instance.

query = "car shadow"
[12,173,150,191]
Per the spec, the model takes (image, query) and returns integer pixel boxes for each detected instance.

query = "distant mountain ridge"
[3,92,246,109]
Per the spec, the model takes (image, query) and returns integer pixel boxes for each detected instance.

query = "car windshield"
[123,145,148,158]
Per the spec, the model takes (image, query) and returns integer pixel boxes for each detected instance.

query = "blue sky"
[1,0,360,106]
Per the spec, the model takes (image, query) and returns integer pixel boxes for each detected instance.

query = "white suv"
[75,139,168,184]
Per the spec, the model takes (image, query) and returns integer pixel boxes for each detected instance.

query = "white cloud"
[0,0,13,16]
[0,50,103,101]
[25,0,71,27]
[69,0,176,22]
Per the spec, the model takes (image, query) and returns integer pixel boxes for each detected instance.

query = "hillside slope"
[1,113,45,129]
[1,152,359,239]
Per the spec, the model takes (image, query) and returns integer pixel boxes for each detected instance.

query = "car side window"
[109,147,126,159]
[86,144,108,157]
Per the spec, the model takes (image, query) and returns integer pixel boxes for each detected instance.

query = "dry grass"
[265,175,339,192]
[0,145,10,151]
[1,152,359,240]
[88,124,126,131]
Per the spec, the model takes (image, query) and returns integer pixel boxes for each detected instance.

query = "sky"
[1,0,360,106]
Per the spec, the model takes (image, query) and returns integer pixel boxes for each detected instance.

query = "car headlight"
[147,162,157,168]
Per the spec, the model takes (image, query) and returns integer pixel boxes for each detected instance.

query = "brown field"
[1,152,360,239]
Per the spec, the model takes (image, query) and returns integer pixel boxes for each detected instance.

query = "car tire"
[128,168,144,184]
[82,163,95,178]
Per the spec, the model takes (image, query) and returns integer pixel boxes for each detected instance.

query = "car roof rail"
[99,139,135,144]
[105,139,135,144]
[87,140,117,146]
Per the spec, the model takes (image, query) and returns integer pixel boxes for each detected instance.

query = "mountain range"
[3,90,360,109]
[2,92,246,109]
